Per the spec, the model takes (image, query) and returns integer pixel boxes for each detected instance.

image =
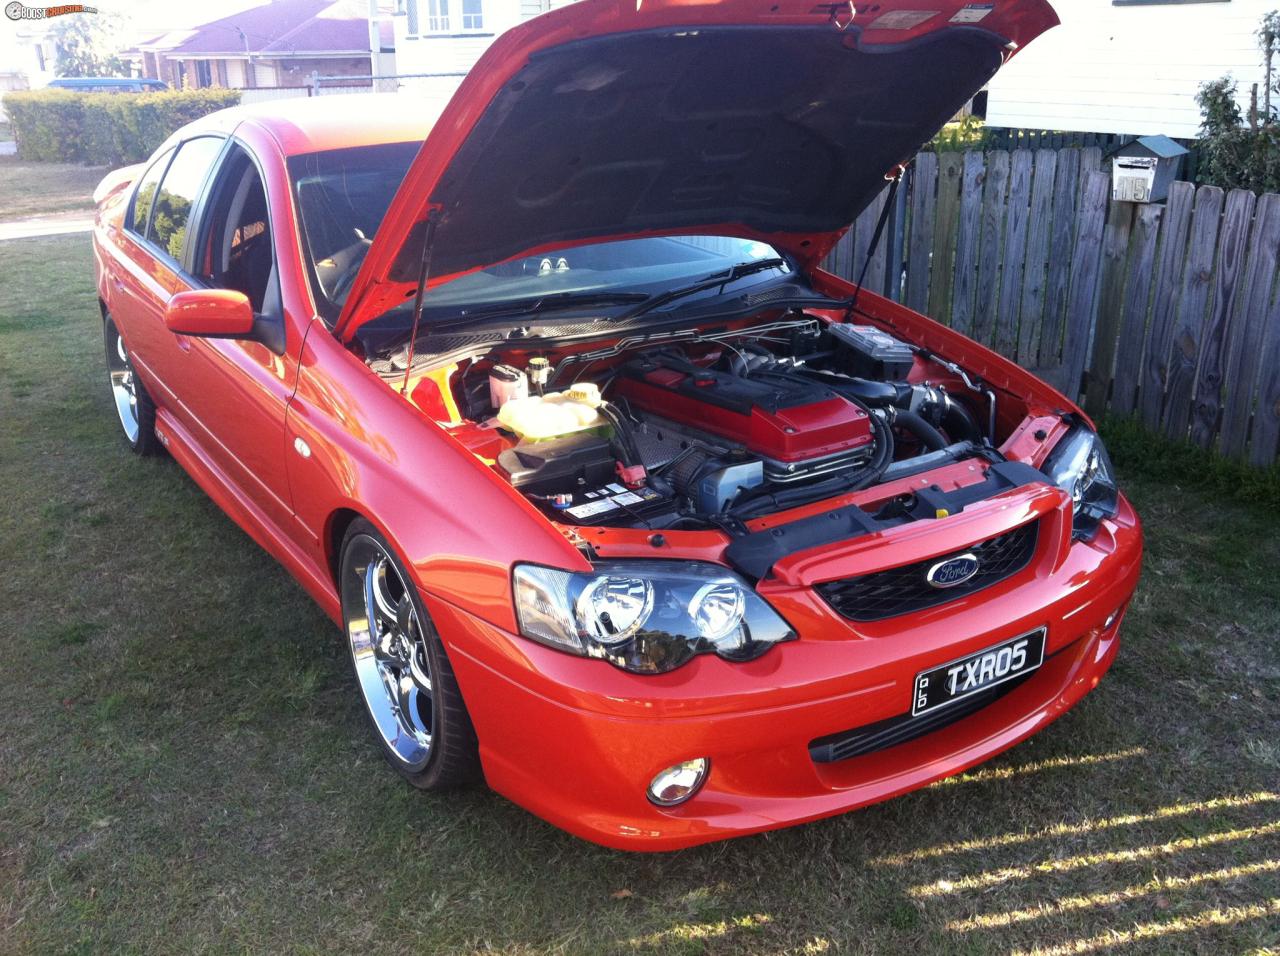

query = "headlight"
[1041,426,1119,540]
[513,561,796,674]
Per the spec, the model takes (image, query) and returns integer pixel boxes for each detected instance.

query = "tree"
[1259,10,1280,124]
[1194,11,1280,192]
[48,13,127,78]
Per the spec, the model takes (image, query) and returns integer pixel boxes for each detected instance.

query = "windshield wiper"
[453,290,649,322]
[614,257,788,322]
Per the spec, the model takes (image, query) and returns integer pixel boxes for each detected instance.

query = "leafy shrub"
[2,90,89,162]
[1194,12,1280,194]
[1194,78,1280,193]
[929,115,988,153]
[1,88,240,165]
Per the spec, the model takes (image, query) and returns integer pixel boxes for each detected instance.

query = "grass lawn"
[0,234,1278,954]
[0,158,108,223]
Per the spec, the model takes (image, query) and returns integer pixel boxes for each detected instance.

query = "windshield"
[289,144,785,326]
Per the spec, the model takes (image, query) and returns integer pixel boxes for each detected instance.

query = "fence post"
[1084,200,1137,416]
[1190,188,1255,450]
[1110,203,1163,417]
[928,152,964,322]
[1038,147,1081,369]
[973,150,1011,347]
[1221,193,1280,458]
[906,152,938,313]
[1163,186,1225,441]
[1249,299,1280,467]
[994,149,1033,357]
[1059,170,1110,400]
[1138,181,1195,430]
[310,71,321,96]
[1016,148,1057,365]
[950,151,986,334]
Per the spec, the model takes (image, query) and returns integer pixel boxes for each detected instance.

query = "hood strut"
[847,163,905,319]
[400,207,442,395]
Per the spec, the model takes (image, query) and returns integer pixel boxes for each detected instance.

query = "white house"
[984,0,1273,138]
[391,0,573,105]
[0,22,55,119]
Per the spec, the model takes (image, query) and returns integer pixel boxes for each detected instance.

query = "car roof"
[50,77,164,87]
[173,93,440,158]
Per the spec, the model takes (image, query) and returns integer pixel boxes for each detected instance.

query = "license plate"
[912,628,1046,717]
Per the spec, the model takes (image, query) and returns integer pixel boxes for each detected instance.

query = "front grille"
[816,520,1039,623]
[809,669,1035,763]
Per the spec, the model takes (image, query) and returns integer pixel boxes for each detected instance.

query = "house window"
[461,0,483,30]
[426,0,449,32]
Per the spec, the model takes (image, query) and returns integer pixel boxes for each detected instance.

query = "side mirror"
[164,289,255,338]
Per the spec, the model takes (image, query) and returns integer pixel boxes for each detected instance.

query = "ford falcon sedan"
[92,0,1141,850]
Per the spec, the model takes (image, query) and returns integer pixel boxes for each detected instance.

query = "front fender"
[286,320,587,632]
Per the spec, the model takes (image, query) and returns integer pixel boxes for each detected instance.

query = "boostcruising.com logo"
[6,2,97,19]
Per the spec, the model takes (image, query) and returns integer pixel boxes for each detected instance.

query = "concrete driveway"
[0,212,95,241]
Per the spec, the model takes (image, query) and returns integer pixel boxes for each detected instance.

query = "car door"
[164,138,301,535]
[112,136,226,432]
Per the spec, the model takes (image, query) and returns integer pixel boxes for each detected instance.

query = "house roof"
[153,0,390,58]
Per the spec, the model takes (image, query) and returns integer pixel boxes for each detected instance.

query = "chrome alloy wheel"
[342,536,434,770]
[107,325,140,443]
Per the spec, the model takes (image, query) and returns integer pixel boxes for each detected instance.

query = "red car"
[93,0,1141,850]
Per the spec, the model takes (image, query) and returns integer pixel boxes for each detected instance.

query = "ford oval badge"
[926,553,980,589]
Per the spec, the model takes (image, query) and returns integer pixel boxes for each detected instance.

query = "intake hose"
[802,368,984,445]
[893,409,949,452]
[939,394,984,444]
[728,410,894,520]
[797,368,907,408]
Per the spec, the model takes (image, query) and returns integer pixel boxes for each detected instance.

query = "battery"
[827,324,915,380]
[540,482,679,527]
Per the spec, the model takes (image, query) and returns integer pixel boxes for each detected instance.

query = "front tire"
[104,315,159,455]
[339,519,481,790]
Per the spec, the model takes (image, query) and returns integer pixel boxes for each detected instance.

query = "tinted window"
[130,148,174,236]
[288,141,419,319]
[148,136,224,261]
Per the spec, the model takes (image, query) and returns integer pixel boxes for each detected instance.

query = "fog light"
[647,758,709,806]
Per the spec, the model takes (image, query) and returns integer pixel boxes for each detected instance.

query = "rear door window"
[147,136,225,262]
[129,148,174,237]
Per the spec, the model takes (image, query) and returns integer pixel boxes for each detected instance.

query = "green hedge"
[1,88,241,165]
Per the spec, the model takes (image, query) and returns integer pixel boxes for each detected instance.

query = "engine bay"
[367,306,1037,537]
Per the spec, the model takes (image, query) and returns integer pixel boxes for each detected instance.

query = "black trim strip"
[808,638,1077,764]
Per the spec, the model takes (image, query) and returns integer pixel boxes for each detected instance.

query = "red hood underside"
[335,0,1059,342]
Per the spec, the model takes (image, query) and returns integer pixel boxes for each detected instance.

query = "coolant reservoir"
[497,386,605,441]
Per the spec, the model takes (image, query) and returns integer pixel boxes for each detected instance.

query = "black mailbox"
[1110,135,1189,204]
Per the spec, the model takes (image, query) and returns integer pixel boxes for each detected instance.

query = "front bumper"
[423,492,1142,851]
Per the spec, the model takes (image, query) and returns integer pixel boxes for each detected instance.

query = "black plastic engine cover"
[497,434,616,495]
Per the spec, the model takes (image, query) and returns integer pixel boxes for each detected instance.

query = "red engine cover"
[615,363,873,463]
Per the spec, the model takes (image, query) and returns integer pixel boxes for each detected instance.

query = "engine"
[613,353,876,479]
[472,319,987,530]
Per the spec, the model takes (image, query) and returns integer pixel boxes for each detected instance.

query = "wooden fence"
[824,147,1280,469]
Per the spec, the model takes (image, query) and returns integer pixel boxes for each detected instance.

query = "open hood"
[335,0,1058,341]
